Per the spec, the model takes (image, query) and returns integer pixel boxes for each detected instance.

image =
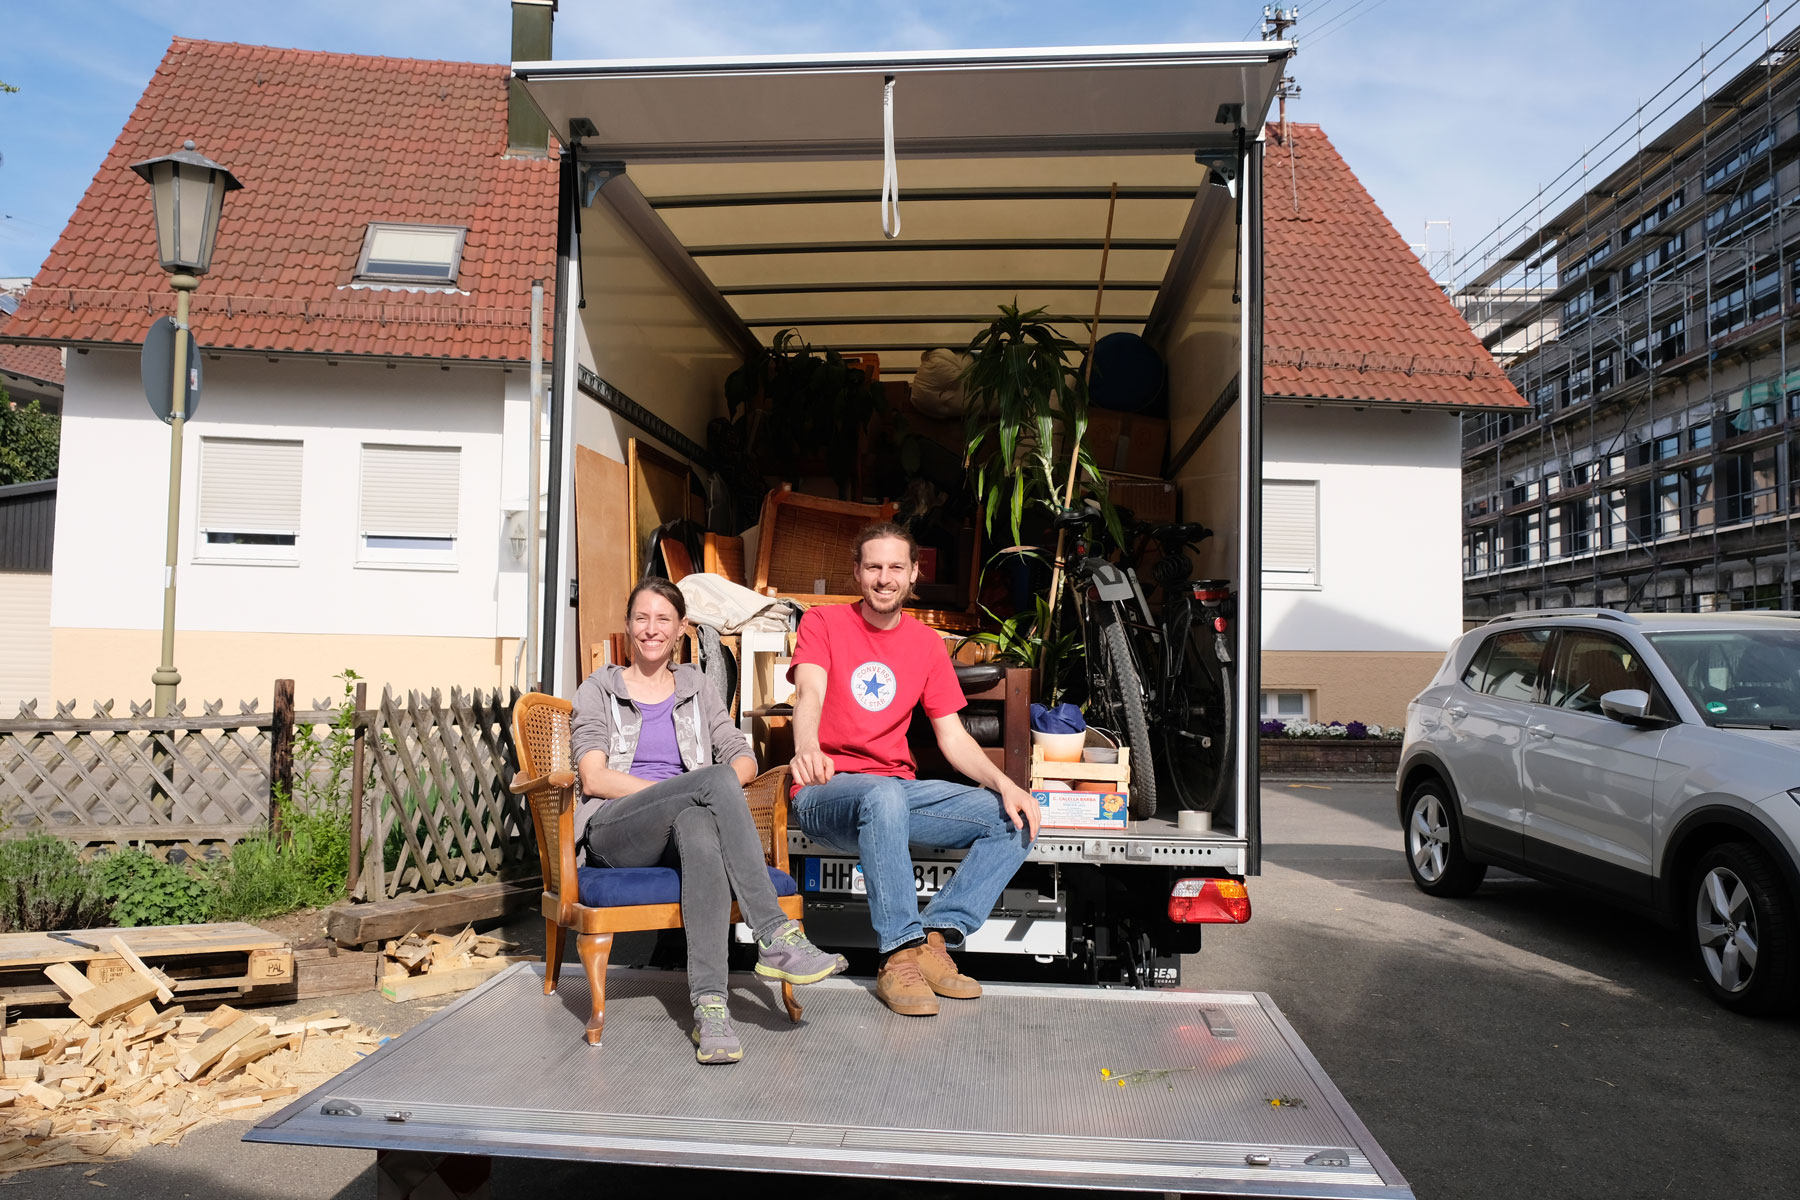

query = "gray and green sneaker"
[691,995,742,1064]
[754,920,850,984]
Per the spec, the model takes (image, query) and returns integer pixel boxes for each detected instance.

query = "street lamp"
[130,141,241,718]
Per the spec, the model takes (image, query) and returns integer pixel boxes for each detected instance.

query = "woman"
[570,578,844,1064]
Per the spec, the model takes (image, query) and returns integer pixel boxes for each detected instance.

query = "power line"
[1310,0,1393,46]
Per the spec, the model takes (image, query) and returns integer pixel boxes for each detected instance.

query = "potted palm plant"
[960,302,1121,695]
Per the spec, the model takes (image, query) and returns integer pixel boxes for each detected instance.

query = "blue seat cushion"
[575,865,797,909]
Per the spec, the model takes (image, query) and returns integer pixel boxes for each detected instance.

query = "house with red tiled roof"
[0,34,558,707]
[1255,123,1526,725]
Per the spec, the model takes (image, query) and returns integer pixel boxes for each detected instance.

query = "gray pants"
[584,764,789,1002]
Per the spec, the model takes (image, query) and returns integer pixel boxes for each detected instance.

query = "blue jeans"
[792,774,1034,955]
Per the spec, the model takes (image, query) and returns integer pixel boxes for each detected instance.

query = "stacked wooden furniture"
[509,693,804,1045]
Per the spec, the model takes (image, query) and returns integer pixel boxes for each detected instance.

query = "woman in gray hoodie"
[571,578,844,1063]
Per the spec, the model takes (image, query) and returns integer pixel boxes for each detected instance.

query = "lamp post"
[131,141,241,718]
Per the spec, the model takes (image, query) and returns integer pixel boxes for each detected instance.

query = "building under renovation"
[1456,14,1800,617]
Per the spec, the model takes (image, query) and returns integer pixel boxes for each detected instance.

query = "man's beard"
[862,580,910,614]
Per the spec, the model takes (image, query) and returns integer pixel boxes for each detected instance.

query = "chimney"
[507,0,556,156]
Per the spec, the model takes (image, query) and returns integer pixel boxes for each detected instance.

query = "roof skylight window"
[355,223,467,285]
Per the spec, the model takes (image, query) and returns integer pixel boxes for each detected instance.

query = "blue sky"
[0,0,1783,282]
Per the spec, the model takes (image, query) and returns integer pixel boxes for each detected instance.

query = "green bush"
[207,796,351,921]
[94,847,216,927]
[0,835,110,932]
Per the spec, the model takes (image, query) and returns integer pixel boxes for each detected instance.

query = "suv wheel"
[1403,779,1487,898]
[1688,842,1798,1016]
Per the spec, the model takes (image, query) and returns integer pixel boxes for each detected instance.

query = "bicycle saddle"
[954,663,1007,692]
[1051,507,1095,532]
[1153,521,1213,546]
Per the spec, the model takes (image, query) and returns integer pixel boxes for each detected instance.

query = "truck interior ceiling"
[518,45,1285,841]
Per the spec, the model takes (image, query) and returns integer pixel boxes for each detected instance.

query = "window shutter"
[199,439,302,534]
[1262,480,1318,584]
[360,445,460,538]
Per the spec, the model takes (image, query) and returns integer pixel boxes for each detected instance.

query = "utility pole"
[1262,6,1301,143]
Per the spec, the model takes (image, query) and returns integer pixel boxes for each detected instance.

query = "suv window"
[1647,628,1800,727]
[1545,630,1660,714]
[1462,628,1552,701]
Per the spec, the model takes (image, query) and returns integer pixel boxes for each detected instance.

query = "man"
[788,521,1040,1016]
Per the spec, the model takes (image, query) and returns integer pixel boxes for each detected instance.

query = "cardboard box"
[1085,409,1169,477]
[1034,788,1130,830]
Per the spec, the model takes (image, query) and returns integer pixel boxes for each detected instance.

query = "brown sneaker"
[919,931,983,999]
[875,947,939,1016]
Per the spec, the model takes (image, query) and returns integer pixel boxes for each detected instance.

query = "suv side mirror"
[1600,688,1654,724]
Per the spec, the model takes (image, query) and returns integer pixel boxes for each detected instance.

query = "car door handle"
[1447,705,1468,719]
[1528,724,1555,740]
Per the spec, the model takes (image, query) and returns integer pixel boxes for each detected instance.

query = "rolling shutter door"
[1262,480,1318,586]
[360,445,461,538]
[0,571,51,711]
[198,439,302,536]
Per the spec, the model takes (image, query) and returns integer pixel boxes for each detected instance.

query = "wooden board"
[574,445,632,681]
[323,878,542,948]
[0,924,293,1011]
[253,946,382,1003]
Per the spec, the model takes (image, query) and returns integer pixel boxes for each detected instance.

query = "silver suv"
[1398,609,1800,1015]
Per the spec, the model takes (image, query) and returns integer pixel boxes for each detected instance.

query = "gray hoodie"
[569,663,754,839]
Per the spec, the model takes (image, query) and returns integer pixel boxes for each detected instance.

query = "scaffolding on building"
[1453,1,1800,617]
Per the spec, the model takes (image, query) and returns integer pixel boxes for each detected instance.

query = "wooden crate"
[0,922,294,1009]
[753,485,898,605]
[1028,744,1132,792]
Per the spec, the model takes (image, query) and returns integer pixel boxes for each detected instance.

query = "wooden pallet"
[0,922,294,1009]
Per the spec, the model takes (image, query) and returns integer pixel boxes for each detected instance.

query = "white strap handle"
[881,75,901,240]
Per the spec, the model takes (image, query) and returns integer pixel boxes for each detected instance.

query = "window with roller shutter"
[196,438,302,562]
[358,444,460,566]
[1262,480,1319,588]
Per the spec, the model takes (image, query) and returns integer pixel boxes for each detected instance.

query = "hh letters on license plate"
[809,858,955,895]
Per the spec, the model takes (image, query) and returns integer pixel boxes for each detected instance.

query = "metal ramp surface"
[246,965,1411,1198]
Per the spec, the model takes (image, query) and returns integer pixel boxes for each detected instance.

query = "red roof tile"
[0,311,64,387]
[1263,124,1525,410]
[3,39,557,363]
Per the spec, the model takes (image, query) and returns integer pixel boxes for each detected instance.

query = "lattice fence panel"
[356,687,528,899]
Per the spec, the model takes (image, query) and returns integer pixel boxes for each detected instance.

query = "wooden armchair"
[508,692,804,1045]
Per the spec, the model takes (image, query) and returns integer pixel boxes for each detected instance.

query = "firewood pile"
[0,991,381,1176]
[379,925,531,1003]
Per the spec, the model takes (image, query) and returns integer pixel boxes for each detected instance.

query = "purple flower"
[1345,721,1368,740]
[1259,719,1286,737]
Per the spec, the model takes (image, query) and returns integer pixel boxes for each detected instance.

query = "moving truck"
[522,42,1281,985]
[248,40,1418,1200]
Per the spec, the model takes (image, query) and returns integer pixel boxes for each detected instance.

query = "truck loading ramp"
[246,964,1411,1198]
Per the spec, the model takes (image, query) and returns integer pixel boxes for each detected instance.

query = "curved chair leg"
[781,980,802,1023]
[575,932,613,1045]
[543,918,565,996]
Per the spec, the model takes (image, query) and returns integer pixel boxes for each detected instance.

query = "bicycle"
[1050,508,1235,816]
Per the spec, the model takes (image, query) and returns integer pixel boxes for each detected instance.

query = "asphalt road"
[19,780,1800,1199]
[1196,779,1800,1200]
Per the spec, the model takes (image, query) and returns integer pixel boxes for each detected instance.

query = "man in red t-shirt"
[789,522,1039,1016]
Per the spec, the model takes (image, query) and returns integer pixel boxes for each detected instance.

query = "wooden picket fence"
[0,683,535,899]
[350,686,533,900]
[0,695,340,862]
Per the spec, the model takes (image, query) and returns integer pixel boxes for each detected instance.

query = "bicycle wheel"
[1160,631,1233,813]
[1092,613,1158,819]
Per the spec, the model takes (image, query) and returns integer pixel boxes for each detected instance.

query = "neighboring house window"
[1263,480,1319,588]
[359,444,460,566]
[1260,691,1310,721]
[354,223,467,285]
[196,437,302,562]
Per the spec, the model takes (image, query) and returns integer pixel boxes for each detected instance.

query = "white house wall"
[1260,402,1462,724]
[51,349,528,704]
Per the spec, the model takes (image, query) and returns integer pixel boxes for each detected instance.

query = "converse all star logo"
[851,662,898,711]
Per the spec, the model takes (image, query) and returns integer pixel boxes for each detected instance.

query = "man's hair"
[625,576,687,621]
[852,521,918,564]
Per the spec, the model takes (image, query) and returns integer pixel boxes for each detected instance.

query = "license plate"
[806,857,956,896]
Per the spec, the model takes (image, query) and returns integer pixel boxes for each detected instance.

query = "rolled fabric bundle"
[910,348,972,419]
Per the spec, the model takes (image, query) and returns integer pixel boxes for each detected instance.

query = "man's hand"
[998,780,1041,840]
[791,749,836,789]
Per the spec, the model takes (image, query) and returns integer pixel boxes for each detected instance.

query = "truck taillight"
[1168,877,1250,924]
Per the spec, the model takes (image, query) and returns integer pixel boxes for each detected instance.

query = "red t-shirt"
[788,603,966,779]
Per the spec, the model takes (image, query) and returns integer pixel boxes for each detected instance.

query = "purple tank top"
[629,694,684,782]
